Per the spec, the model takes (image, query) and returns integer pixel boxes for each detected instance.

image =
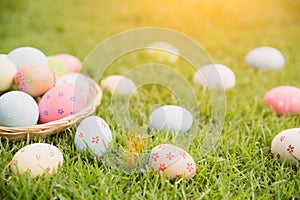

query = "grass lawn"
[1,0,300,199]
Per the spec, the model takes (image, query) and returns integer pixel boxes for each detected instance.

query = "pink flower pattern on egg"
[271,128,300,164]
[91,136,100,144]
[166,152,174,160]
[186,163,194,172]
[287,145,294,153]
[159,163,166,171]
[263,86,300,115]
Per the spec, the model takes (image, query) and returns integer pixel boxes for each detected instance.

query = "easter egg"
[0,54,7,59]
[8,46,48,69]
[47,56,68,77]
[271,128,300,164]
[245,46,285,70]
[0,57,17,92]
[38,84,88,123]
[146,41,179,63]
[100,75,136,95]
[192,64,236,90]
[56,54,82,73]
[74,116,112,157]
[56,73,89,91]
[149,105,193,132]
[263,86,300,115]
[0,91,39,127]
[147,144,196,179]
[11,143,63,177]
[14,63,56,97]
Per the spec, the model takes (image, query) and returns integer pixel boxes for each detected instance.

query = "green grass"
[1,0,300,199]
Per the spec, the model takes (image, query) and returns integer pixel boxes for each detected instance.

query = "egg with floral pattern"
[11,143,63,177]
[38,84,88,123]
[14,63,56,97]
[263,86,300,115]
[147,144,196,180]
[271,128,300,164]
[74,116,112,157]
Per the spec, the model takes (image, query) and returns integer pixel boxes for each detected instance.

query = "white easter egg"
[8,46,48,69]
[245,46,285,70]
[149,105,193,132]
[271,128,300,164]
[56,73,89,89]
[0,91,39,127]
[75,116,112,157]
[0,57,17,92]
[146,144,196,180]
[100,75,136,95]
[192,64,236,90]
[11,143,63,177]
[146,41,179,63]
[0,54,7,59]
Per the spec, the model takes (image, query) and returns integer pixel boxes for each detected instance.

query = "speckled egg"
[56,54,82,73]
[263,86,300,115]
[100,75,136,95]
[8,46,48,69]
[271,128,300,164]
[11,143,63,177]
[0,57,17,92]
[74,116,112,157]
[0,91,39,127]
[149,105,193,132]
[147,144,196,180]
[38,84,88,123]
[245,46,285,70]
[192,64,236,90]
[14,63,56,97]
[47,56,68,77]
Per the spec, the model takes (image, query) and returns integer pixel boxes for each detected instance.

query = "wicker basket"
[0,76,102,141]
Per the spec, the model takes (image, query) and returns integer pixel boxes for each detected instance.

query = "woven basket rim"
[0,75,102,141]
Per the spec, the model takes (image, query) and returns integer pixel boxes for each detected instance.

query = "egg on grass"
[100,75,136,95]
[74,116,112,157]
[149,105,193,132]
[263,86,300,115]
[11,143,63,177]
[245,46,285,70]
[192,63,236,90]
[146,144,196,180]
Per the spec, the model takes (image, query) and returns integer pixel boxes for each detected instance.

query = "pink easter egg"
[263,86,300,115]
[56,54,82,73]
[146,144,196,180]
[38,84,88,123]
